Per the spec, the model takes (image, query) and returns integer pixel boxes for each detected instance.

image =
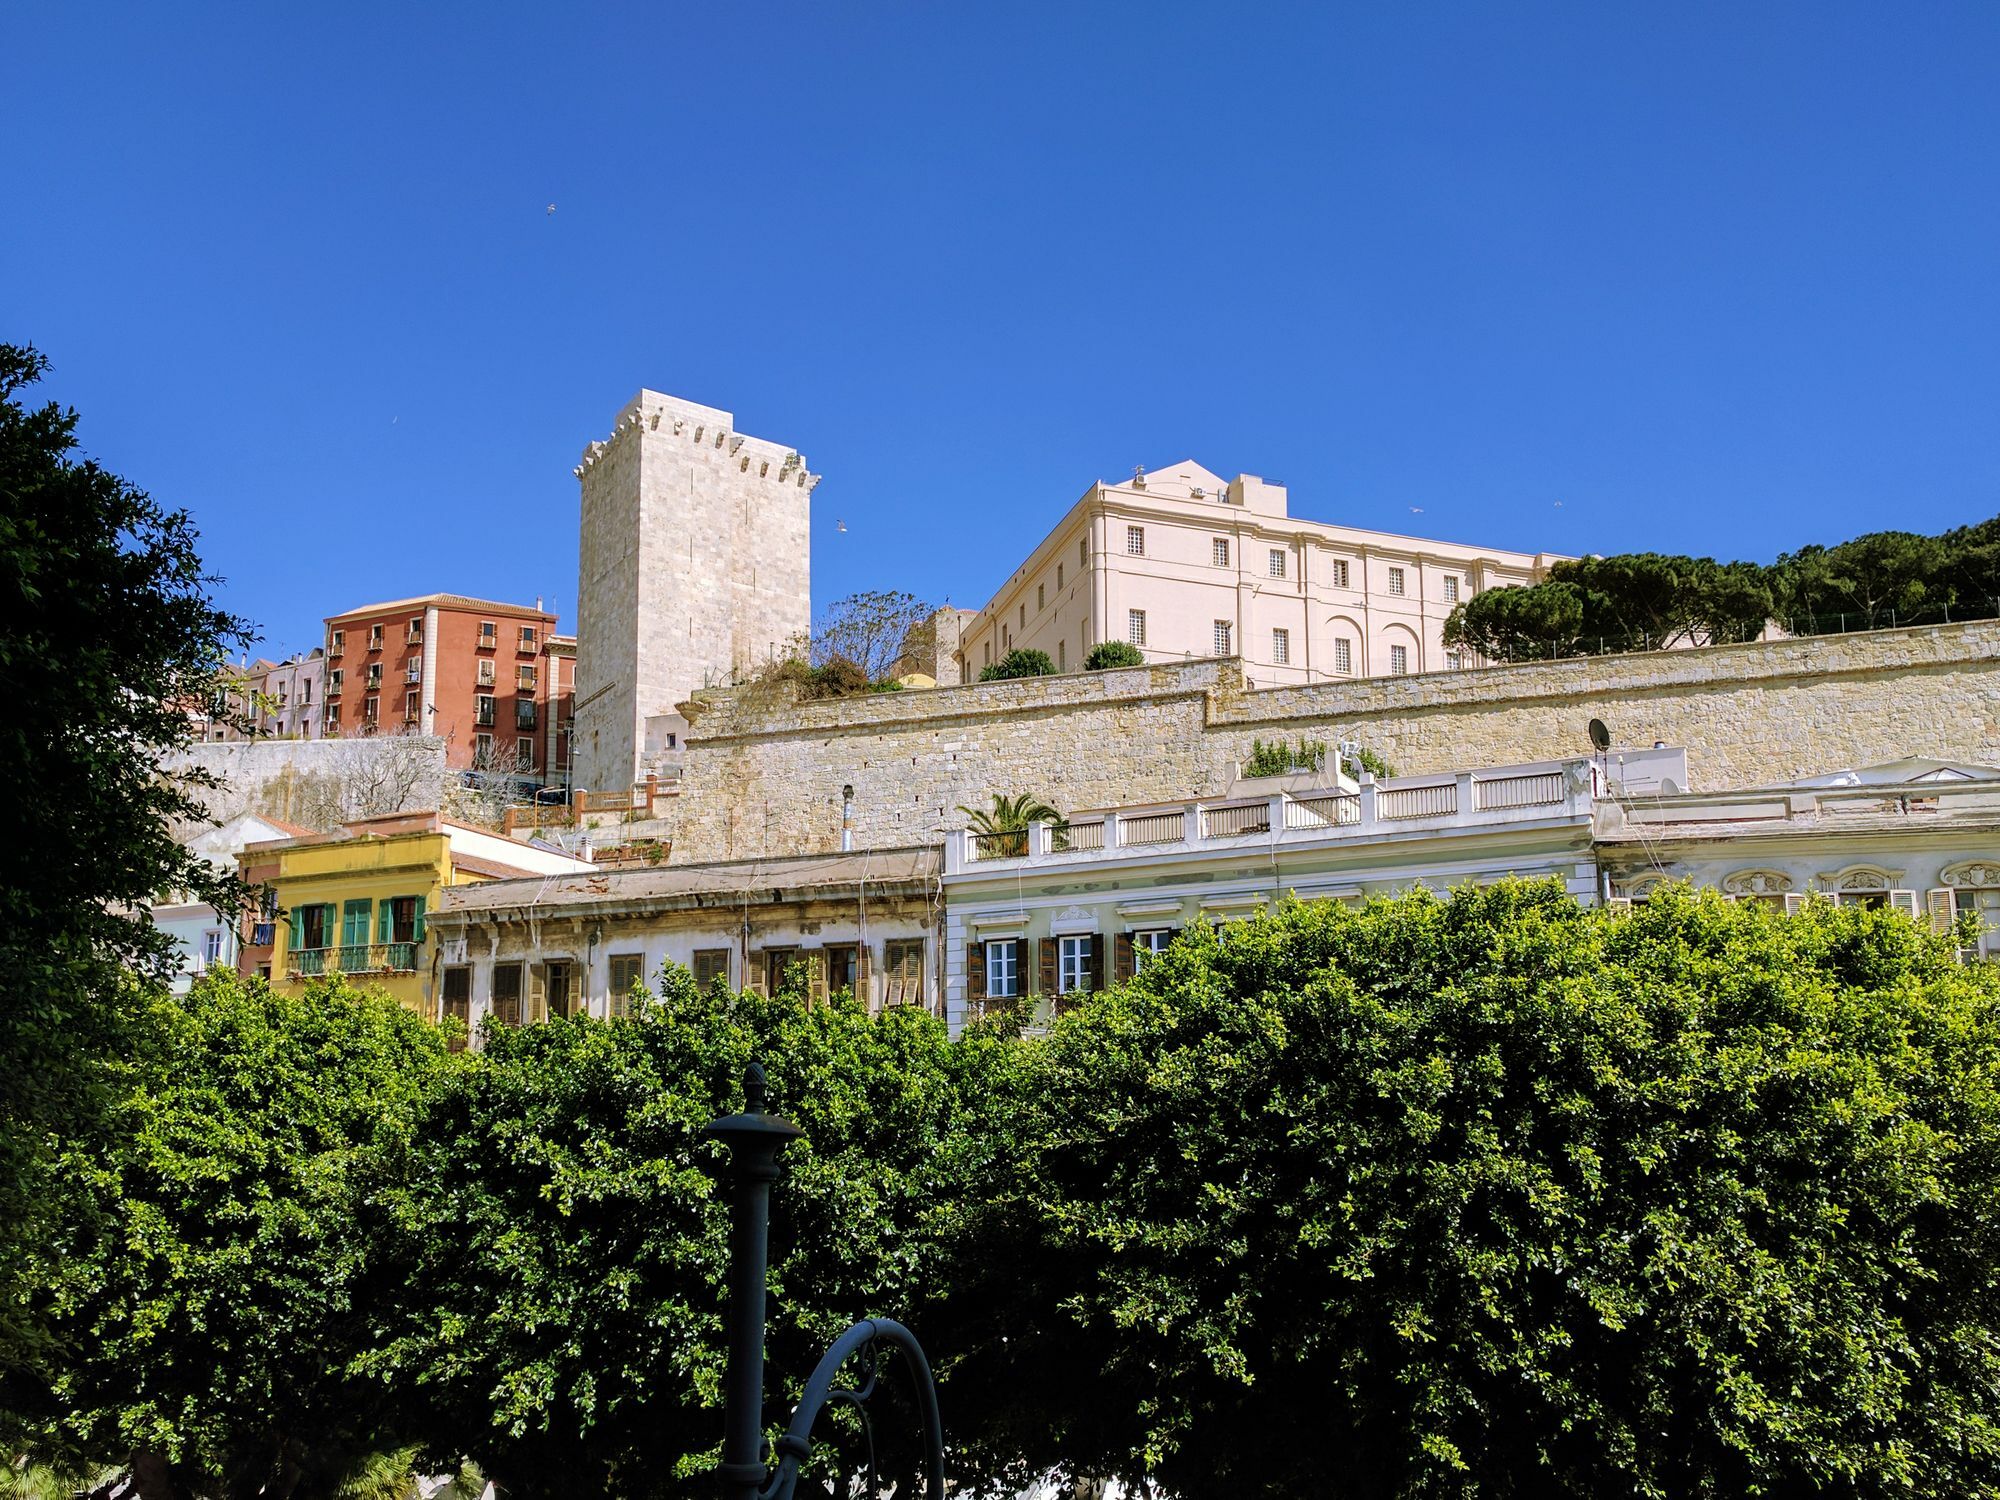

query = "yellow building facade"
[256,812,591,1017]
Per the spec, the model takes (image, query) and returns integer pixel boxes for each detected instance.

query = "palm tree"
[957,792,1064,857]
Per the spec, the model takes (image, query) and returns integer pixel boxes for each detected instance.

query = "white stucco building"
[154,809,312,993]
[955,461,1564,684]
[1598,757,2000,956]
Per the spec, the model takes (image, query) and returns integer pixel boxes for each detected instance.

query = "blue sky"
[7,4,1998,657]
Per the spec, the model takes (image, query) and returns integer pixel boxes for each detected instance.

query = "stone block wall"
[661,621,2000,864]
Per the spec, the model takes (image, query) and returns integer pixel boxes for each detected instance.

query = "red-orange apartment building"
[321,595,566,784]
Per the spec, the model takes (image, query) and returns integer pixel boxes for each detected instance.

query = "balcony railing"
[948,758,1598,873]
[287,942,420,978]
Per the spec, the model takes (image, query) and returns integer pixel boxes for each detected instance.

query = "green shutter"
[412,897,426,943]
[377,899,393,944]
[343,899,371,946]
[289,906,304,952]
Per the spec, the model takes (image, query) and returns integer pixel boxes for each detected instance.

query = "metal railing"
[288,943,421,978]
[970,831,1028,861]
[1285,791,1361,829]
[1378,782,1458,821]
[1202,801,1271,838]
[1118,810,1183,845]
[1474,770,1566,810]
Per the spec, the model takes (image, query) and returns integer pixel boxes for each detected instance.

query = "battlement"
[575,389,820,492]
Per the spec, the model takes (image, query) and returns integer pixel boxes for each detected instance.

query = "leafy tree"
[1083,640,1144,670]
[953,884,2000,1499]
[810,591,936,683]
[1444,579,1586,660]
[365,973,1009,1499]
[979,648,1056,681]
[0,345,252,1416]
[20,971,449,1498]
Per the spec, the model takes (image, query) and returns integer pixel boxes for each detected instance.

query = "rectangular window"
[1037,583,1045,611]
[405,691,419,721]
[474,731,493,758]
[329,669,343,695]
[479,621,496,646]
[763,946,801,995]
[985,937,1021,997]
[408,616,424,642]
[1446,648,1464,670]
[1390,644,1409,675]
[1056,563,1064,589]
[1079,536,1088,567]
[477,660,495,686]
[883,939,926,1006]
[1442,575,1460,603]
[1213,620,1232,656]
[362,696,379,722]
[441,966,470,1047]
[1334,639,1353,674]
[301,678,311,703]
[1058,934,1094,994]
[491,963,523,1026]
[518,665,538,691]
[982,642,991,668]
[516,700,538,730]
[519,625,538,650]
[475,695,495,726]
[201,929,225,967]
[1268,548,1286,578]
[1212,538,1230,567]
[692,948,731,990]
[823,944,859,996]
[1133,929,1174,968]
[1125,525,1145,556]
[366,664,383,688]
[330,629,344,654]
[369,624,384,649]
[1387,567,1406,597]
[1058,640,1066,671]
[1127,609,1146,647]
[1272,628,1290,665]
[1018,603,1025,629]
[1329,558,1350,588]
[516,737,535,769]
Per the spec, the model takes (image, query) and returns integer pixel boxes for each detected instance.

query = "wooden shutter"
[1890,890,1920,919]
[289,905,304,953]
[527,964,546,1024]
[858,942,872,1007]
[377,899,393,944]
[1037,937,1056,996]
[1927,889,1956,934]
[747,950,767,997]
[412,897,426,943]
[808,950,827,1004]
[1087,934,1104,992]
[966,942,985,1007]
[1114,932,1134,985]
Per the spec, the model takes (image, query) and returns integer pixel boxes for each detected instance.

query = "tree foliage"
[1446,513,2000,661]
[978,648,1056,682]
[956,885,2000,1498]
[809,591,936,683]
[0,344,252,1407]
[1083,640,1144,670]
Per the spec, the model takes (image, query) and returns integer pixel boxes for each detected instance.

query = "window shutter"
[1114,932,1135,985]
[967,942,986,1005]
[1927,888,1956,934]
[809,951,827,1004]
[289,906,304,952]
[1889,889,1920,918]
[1087,934,1104,992]
[1037,938,1056,996]
[857,942,872,1006]
[527,965,547,1024]
[377,899,393,945]
[747,950,768,997]
[413,897,426,943]
[1783,893,1808,915]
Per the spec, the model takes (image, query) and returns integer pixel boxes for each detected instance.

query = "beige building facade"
[956,461,1563,685]
[572,391,817,796]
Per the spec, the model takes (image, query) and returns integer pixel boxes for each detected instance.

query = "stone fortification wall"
[167,736,449,831]
[665,621,2000,863]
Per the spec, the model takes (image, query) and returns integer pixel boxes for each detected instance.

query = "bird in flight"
[1409,506,1424,514]
[546,203,557,216]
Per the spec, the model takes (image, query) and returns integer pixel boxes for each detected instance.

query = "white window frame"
[1387,566,1406,597]
[1390,644,1409,675]
[1268,548,1286,579]
[985,938,1021,998]
[1213,620,1232,656]
[1212,538,1230,567]
[1334,639,1353,675]
[1442,575,1460,603]
[1128,609,1147,647]
[1272,627,1290,665]
[1058,934,1093,994]
[201,929,225,968]
[1133,929,1173,968]
[1125,525,1145,556]
[1329,558,1350,588]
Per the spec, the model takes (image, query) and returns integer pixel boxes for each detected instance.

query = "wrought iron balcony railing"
[287,942,421,979]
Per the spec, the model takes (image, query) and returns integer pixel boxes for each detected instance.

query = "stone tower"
[572,391,816,794]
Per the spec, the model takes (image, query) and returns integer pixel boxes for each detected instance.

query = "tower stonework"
[572,391,816,794]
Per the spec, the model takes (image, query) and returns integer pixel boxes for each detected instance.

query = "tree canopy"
[978,648,1056,681]
[1083,640,1145,670]
[1444,514,2000,661]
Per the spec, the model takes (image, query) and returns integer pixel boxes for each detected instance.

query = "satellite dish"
[1588,718,1612,753]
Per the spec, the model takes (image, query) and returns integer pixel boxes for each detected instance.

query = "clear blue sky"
[7,4,1998,657]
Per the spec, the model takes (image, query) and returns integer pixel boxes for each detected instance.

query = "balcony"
[946,758,1607,875]
[287,942,420,979]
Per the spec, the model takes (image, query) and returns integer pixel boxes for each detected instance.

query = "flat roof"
[438,845,940,913]
[326,594,557,622]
